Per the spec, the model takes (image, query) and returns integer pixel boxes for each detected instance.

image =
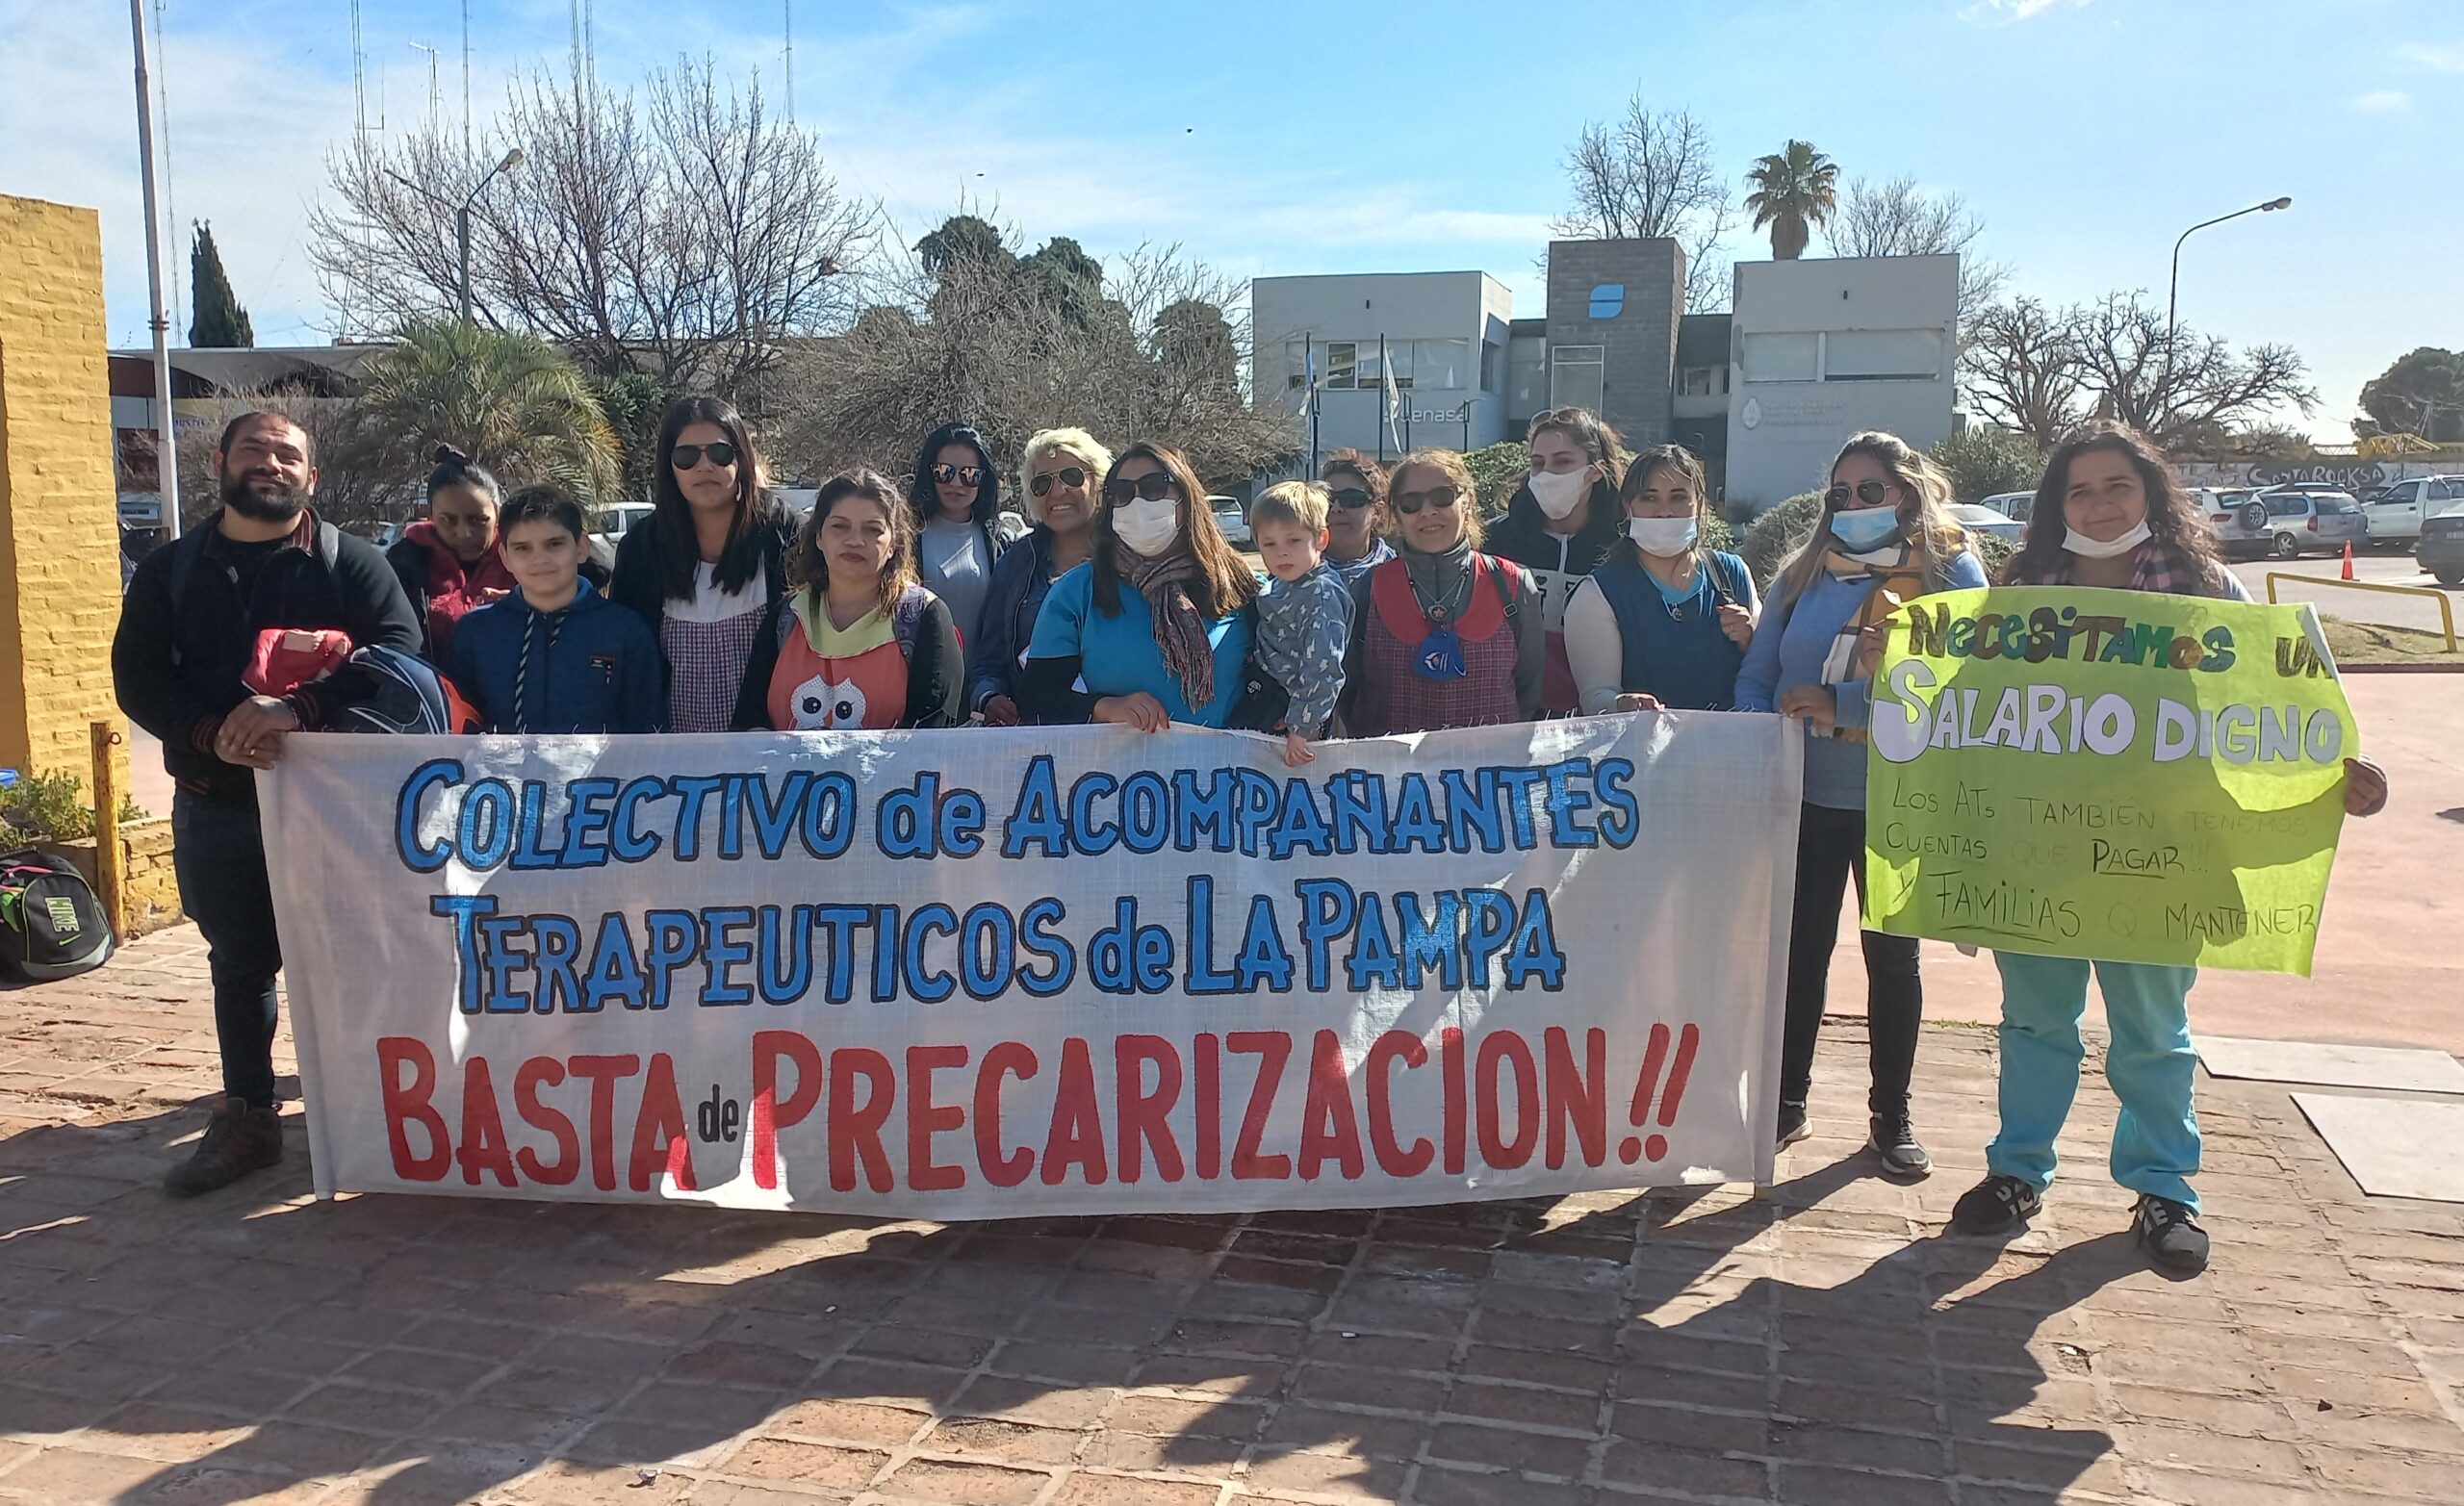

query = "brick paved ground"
[4,927,2462,1504]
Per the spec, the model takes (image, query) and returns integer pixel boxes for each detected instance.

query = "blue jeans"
[171,792,283,1108]
[1988,952,2201,1211]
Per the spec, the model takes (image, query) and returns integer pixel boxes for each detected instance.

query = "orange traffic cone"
[2341,542,2356,580]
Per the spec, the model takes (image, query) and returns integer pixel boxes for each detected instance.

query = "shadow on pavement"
[0,1101,2135,1504]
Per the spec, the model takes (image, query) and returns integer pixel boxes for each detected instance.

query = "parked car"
[2359,475,2464,546]
[2420,509,2464,587]
[2209,489,2367,560]
[1209,495,1252,548]
[1974,491,2035,523]
[589,501,654,557]
[1948,503,2025,543]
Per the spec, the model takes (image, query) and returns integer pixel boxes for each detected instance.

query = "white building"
[1250,272,1513,470]
[1724,255,1960,510]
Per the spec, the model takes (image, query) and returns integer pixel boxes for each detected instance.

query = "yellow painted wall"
[0,193,130,798]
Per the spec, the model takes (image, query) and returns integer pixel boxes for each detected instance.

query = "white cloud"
[1961,0,2093,23]
[2352,89,2414,114]
[2398,41,2464,73]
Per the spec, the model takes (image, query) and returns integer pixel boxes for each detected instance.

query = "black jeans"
[171,791,283,1108]
[1781,801,1921,1118]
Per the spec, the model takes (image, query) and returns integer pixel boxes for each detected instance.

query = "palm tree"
[1744,140,1841,261]
[354,319,623,501]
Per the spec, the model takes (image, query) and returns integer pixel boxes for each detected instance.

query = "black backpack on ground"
[0,849,116,983]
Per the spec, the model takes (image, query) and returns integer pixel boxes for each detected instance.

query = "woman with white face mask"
[1017,441,1258,730]
[1565,444,1758,713]
[1484,407,1629,715]
[1951,421,2390,1277]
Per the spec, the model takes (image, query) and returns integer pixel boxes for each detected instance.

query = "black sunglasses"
[930,463,987,487]
[1029,466,1088,498]
[1825,480,1895,509]
[1393,484,1461,516]
[671,441,739,472]
[1103,472,1184,506]
[1328,487,1374,510]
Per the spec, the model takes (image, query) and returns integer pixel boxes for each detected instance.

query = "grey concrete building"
[1542,239,1684,450]
[1250,271,1513,470]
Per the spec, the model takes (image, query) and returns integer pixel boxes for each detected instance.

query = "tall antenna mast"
[128,0,182,537]
[408,42,441,138]
[784,0,796,122]
[460,0,473,167]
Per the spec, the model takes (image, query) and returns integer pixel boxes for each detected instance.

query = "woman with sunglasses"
[1736,431,1987,1177]
[904,421,1030,649]
[1564,444,1758,714]
[1018,442,1257,730]
[609,396,796,734]
[1319,449,1395,587]
[1485,407,1629,715]
[1339,448,1543,737]
[968,426,1114,727]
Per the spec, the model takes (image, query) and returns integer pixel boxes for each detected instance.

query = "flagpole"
[130,0,182,540]
[1304,332,1319,478]
[1377,334,1388,465]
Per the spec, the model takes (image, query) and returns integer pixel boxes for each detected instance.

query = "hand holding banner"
[1862,587,2354,975]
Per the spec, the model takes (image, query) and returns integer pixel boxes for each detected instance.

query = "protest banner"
[258,715,1801,1218]
[1862,586,2355,975]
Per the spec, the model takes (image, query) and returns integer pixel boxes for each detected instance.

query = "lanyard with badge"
[1408,567,1474,680]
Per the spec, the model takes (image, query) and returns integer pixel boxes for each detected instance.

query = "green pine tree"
[188,222,254,348]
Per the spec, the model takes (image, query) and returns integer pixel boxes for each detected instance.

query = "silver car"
[2210,489,2367,560]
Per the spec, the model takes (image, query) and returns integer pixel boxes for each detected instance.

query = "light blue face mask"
[1829,507,1903,553]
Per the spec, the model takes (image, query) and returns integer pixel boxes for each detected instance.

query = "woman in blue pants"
[1951,422,2390,1275]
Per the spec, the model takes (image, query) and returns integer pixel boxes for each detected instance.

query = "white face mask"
[1627,516,1699,557]
[1112,496,1182,557]
[1527,467,1592,521]
[2065,518,2151,560]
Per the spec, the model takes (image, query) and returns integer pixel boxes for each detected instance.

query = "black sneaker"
[165,1096,283,1196]
[2132,1194,2210,1275]
[1867,1113,1932,1180]
[1776,1101,1810,1148]
[1952,1174,2041,1236]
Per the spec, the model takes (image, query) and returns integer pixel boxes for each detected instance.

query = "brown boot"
[165,1096,283,1196]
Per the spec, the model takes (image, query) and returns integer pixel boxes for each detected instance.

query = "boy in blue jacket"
[445,485,665,733]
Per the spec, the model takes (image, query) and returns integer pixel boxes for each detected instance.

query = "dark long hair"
[2005,421,2223,587]
[904,421,1004,533]
[787,469,916,615]
[1087,442,1258,620]
[650,395,786,601]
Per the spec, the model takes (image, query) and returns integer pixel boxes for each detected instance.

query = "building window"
[1551,345,1605,413]
[1680,366,1718,397]
[1587,284,1626,319]
[1740,332,1819,384]
[1480,342,1502,393]
[1412,338,1472,390]
[1323,342,1357,390]
[1824,329,1943,381]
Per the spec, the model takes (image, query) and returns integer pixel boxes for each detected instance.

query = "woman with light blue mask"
[1736,431,1989,1177]
[1565,444,1758,713]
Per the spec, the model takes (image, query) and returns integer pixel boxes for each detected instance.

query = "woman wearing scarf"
[1018,442,1256,729]
[1340,448,1544,736]
[1565,443,1758,713]
[1736,431,1988,1178]
[388,446,516,661]
[732,470,963,732]
[1950,422,2389,1275]
[1484,408,1628,714]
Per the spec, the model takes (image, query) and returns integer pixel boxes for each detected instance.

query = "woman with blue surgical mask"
[1736,431,1989,1178]
[1565,444,1758,713]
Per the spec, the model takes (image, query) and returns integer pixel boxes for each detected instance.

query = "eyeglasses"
[1825,480,1896,509]
[1328,487,1373,510]
[1394,484,1461,516]
[930,463,987,488]
[671,441,739,472]
[1103,472,1184,506]
[1029,466,1088,498]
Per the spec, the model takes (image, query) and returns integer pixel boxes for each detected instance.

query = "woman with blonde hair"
[1339,447,1544,736]
[968,426,1113,726]
[1736,430,1989,1175]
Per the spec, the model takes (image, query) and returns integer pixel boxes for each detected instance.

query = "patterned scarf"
[2033,538,2226,598]
[1113,543,1216,709]
[1817,544,1929,741]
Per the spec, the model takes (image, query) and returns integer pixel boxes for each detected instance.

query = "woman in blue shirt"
[1736,430,1989,1178]
[1019,442,1257,729]
[1565,444,1758,713]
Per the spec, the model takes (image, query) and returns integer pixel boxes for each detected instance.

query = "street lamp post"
[387,147,525,323]
[2167,196,2292,353]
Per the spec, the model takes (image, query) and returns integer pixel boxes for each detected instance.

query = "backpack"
[330,645,481,735]
[0,850,116,983]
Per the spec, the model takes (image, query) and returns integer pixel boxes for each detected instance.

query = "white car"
[1975,491,2036,523]
[1949,503,2024,543]
[1209,495,1251,547]
[589,502,655,558]
[2360,475,2464,545]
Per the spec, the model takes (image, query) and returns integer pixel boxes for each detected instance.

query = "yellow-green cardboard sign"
[1862,587,2353,975]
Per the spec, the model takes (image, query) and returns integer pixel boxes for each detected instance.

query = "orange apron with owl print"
[765,599,911,731]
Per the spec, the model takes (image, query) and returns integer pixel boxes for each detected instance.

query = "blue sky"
[2,0,2451,441]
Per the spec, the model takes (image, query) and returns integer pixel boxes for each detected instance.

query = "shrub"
[1739,491,1826,589]
[1462,442,1528,517]
[1930,427,2042,503]
[0,771,141,844]
[1971,531,2017,581]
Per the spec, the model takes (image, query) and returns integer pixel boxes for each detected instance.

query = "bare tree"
[1553,95,1737,313]
[1958,296,2087,447]
[170,392,404,532]
[311,58,874,402]
[1828,175,2007,328]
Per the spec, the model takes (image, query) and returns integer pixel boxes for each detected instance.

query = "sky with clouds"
[1,0,2450,442]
